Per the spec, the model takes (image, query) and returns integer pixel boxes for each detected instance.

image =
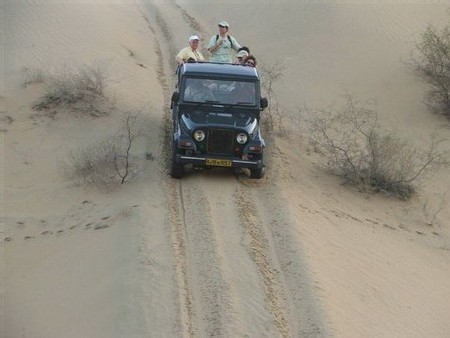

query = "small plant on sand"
[409,16,450,117]
[32,63,109,116]
[260,62,285,132]
[22,66,45,87]
[305,94,449,200]
[65,113,143,187]
[422,190,449,226]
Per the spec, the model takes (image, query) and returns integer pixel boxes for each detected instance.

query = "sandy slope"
[2,2,166,338]
[2,1,450,338]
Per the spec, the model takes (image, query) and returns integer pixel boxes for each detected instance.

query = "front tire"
[250,166,264,179]
[249,153,264,179]
[170,147,185,179]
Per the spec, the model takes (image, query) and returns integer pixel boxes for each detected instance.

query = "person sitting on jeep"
[176,35,205,65]
[235,49,249,64]
[244,55,257,67]
[183,79,216,102]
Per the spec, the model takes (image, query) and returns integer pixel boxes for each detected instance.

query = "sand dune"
[2,1,450,337]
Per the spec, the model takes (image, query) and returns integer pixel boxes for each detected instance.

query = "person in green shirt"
[207,21,241,63]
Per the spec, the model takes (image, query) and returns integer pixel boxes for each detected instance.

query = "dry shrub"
[409,18,450,117]
[67,137,121,187]
[32,63,109,116]
[22,66,45,87]
[259,62,285,132]
[422,190,449,226]
[306,95,448,199]
[65,114,143,188]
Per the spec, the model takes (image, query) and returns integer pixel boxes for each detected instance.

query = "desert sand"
[1,1,450,338]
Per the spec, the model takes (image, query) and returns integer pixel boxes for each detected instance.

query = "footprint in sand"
[94,224,110,230]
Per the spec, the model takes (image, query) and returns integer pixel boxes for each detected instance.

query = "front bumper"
[175,154,263,169]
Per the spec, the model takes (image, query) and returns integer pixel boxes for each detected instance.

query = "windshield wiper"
[191,100,222,108]
[224,102,254,110]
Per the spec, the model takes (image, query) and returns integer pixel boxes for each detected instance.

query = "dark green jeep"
[170,63,268,179]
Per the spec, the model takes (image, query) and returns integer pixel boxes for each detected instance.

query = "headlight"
[236,133,248,144]
[193,130,205,142]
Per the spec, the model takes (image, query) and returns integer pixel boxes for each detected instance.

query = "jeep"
[170,62,268,179]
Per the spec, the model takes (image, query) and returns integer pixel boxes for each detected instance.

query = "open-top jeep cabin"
[170,62,268,179]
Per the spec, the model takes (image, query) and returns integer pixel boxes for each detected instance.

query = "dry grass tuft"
[63,113,144,188]
[32,63,109,116]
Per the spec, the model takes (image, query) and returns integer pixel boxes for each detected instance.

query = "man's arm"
[176,55,184,65]
[207,36,223,54]
[230,36,241,51]
[176,47,187,65]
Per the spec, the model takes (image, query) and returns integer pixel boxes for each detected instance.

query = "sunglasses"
[218,25,227,28]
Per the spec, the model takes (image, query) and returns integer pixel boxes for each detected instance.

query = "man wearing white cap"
[176,35,205,65]
[207,21,241,63]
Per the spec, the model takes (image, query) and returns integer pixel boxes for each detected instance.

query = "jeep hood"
[181,110,257,131]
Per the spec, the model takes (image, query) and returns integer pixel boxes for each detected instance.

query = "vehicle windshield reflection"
[183,78,257,105]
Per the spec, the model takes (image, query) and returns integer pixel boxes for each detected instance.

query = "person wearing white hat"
[176,35,205,65]
[207,20,241,63]
[235,49,249,64]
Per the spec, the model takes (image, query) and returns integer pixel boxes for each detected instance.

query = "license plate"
[205,158,232,167]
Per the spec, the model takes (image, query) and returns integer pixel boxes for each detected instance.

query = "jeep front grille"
[207,129,234,156]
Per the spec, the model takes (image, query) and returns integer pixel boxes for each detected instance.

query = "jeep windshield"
[182,77,257,106]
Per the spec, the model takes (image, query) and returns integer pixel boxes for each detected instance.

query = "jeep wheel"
[250,167,264,179]
[249,153,264,179]
[170,149,185,179]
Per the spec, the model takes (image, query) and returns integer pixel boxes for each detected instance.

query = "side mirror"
[171,91,179,109]
[260,97,268,109]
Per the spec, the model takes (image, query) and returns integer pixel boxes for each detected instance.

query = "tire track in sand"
[140,6,195,337]
[142,2,238,336]
[235,184,292,338]
[240,137,330,337]
[171,0,212,57]
[180,184,237,337]
[258,182,329,338]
